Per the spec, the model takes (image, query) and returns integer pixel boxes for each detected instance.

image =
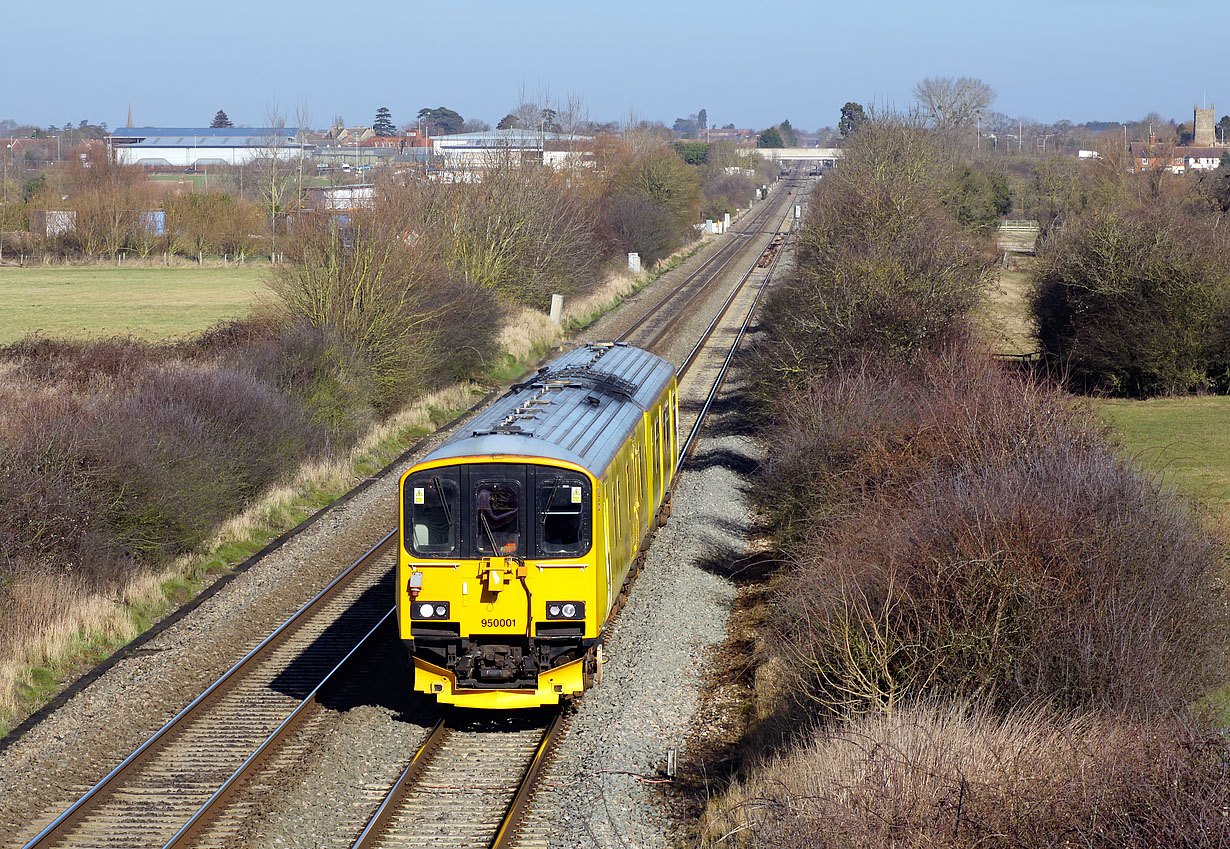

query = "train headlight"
[412,601,450,620]
[546,601,584,620]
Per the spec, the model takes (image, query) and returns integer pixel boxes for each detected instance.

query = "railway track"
[616,174,803,353]
[342,181,802,849]
[18,536,398,849]
[17,168,810,849]
[350,709,564,849]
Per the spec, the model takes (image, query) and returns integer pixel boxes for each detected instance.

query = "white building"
[429,129,592,172]
[111,127,311,167]
[1182,147,1227,171]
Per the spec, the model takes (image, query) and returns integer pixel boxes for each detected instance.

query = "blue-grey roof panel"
[112,127,301,138]
[422,343,674,477]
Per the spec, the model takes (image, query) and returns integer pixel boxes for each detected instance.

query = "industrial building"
[110,127,311,167]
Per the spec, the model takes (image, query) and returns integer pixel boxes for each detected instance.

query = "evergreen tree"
[210,109,233,128]
[417,107,465,135]
[757,126,785,148]
[497,113,518,130]
[779,119,798,146]
[698,108,708,132]
[839,102,868,137]
[373,106,396,137]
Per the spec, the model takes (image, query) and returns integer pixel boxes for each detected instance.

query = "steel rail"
[675,202,792,476]
[634,186,800,352]
[676,194,797,383]
[163,609,397,848]
[349,709,565,849]
[614,190,782,343]
[349,718,450,849]
[489,708,567,849]
[22,530,398,849]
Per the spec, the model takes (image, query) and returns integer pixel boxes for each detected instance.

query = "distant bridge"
[742,147,843,165]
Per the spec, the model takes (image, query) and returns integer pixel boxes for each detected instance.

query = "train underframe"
[404,632,601,709]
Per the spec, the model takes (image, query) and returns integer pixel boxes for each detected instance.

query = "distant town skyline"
[8,0,1230,133]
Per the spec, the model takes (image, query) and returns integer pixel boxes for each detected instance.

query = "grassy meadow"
[981,258,1230,525]
[1096,397,1230,525]
[0,265,269,343]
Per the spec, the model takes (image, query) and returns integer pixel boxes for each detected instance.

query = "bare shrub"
[755,118,991,388]
[705,702,1230,848]
[0,364,322,573]
[270,219,499,413]
[762,346,1227,718]
[94,363,325,558]
[1032,198,1230,396]
[371,158,601,309]
[600,141,702,266]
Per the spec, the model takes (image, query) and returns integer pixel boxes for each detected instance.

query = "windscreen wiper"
[479,512,500,556]
[431,475,452,528]
[540,479,562,525]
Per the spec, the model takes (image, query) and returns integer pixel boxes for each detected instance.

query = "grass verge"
[563,236,714,331]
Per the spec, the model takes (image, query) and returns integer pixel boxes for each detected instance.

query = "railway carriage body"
[398,343,678,709]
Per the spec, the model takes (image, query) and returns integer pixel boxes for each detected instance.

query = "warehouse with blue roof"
[110,127,312,167]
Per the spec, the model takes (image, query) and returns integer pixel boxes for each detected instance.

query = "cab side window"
[537,473,590,557]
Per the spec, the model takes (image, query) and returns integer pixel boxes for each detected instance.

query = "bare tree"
[913,76,996,131]
[249,105,296,257]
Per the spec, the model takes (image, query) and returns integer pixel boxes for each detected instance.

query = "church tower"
[1194,104,1216,146]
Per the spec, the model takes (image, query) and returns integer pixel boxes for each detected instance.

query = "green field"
[0,266,269,343]
[1096,396,1230,524]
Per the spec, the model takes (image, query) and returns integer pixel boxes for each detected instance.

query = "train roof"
[420,343,675,476]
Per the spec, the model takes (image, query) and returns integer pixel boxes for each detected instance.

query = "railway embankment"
[689,118,1230,848]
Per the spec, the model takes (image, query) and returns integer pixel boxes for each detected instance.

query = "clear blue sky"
[9,0,1227,131]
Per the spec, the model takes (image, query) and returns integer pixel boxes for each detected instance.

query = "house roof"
[1181,147,1227,158]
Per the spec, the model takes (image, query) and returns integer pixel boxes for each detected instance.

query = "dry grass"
[978,262,1038,355]
[498,307,563,362]
[562,237,714,331]
[704,702,1230,849]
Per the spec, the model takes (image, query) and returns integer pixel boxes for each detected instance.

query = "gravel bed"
[518,369,764,849]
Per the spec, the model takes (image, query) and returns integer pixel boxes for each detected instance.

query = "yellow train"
[397,343,678,709]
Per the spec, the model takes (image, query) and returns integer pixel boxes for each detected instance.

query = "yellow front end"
[399,455,608,710]
[401,552,600,709]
